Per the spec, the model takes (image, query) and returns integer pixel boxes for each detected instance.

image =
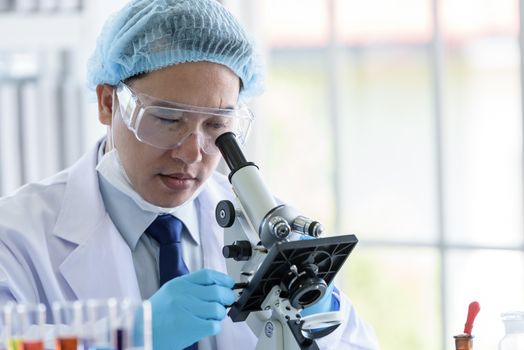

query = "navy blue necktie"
[146,214,190,286]
[146,214,198,350]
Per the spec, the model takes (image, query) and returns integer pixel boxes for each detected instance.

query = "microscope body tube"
[216,132,279,242]
[230,165,278,236]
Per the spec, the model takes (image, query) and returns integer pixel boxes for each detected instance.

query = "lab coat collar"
[99,175,201,250]
[52,141,141,300]
[98,173,157,251]
[53,142,107,245]
[169,199,201,245]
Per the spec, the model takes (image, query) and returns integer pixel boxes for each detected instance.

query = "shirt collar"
[97,140,201,250]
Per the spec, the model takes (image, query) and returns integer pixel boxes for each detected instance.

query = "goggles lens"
[115,83,253,154]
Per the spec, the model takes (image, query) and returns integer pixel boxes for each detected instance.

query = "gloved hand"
[149,268,236,350]
[301,282,337,317]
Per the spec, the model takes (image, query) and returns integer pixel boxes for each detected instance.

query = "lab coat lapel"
[53,142,141,301]
[59,218,141,301]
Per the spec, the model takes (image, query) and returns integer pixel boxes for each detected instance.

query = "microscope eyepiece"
[215,132,257,179]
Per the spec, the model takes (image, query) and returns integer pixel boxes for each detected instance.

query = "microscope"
[214,132,359,350]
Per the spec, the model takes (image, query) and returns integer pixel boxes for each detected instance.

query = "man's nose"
[170,133,203,163]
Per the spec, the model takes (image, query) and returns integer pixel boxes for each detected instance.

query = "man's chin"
[150,177,199,208]
[151,198,186,209]
[148,190,194,209]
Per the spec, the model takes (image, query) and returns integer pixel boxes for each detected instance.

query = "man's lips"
[158,173,197,190]
[163,173,196,180]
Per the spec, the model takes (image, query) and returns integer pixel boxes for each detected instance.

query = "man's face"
[98,62,240,207]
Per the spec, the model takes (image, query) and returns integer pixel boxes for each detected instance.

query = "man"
[0,0,379,349]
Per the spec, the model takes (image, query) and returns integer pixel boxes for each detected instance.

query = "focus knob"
[222,240,252,261]
[216,200,236,228]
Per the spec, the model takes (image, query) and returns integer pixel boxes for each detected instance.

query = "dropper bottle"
[454,301,480,350]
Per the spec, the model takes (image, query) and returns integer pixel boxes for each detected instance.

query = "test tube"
[84,300,112,350]
[52,301,83,350]
[2,303,15,350]
[107,300,121,350]
[69,300,150,350]
[8,304,46,350]
[3,303,19,350]
[108,299,151,350]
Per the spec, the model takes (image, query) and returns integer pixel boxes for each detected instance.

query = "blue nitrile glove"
[297,234,340,317]
[149,268,236,350]
[301,282,339,317]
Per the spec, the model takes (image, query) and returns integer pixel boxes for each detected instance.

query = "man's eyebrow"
[151,100,178,108]
[144,97,237,110]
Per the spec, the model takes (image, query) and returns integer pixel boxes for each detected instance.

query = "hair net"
[87,0,264,98]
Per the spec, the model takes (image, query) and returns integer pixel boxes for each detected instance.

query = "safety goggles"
[115,82,253,155]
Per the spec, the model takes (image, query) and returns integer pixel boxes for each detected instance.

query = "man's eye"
[206,118,230,129]
[153,115,179,125]
[208,122,227,129]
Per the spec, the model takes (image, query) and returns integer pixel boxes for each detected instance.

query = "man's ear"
[96,84,114,126]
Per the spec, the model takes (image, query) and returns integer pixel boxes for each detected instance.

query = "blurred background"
[1,0,523,349]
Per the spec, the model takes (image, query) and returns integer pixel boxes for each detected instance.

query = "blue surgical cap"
[87,0,264,98]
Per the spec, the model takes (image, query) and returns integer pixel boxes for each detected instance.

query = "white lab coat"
[0,142,379,350]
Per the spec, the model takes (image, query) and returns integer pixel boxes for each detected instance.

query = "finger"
[174,316,219,348]
[186,268,235,288]
[183,315,223,343]
[189,284,236,305]
[191,317,222,337]
[184,300,227,320]
[299,234,315,240]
